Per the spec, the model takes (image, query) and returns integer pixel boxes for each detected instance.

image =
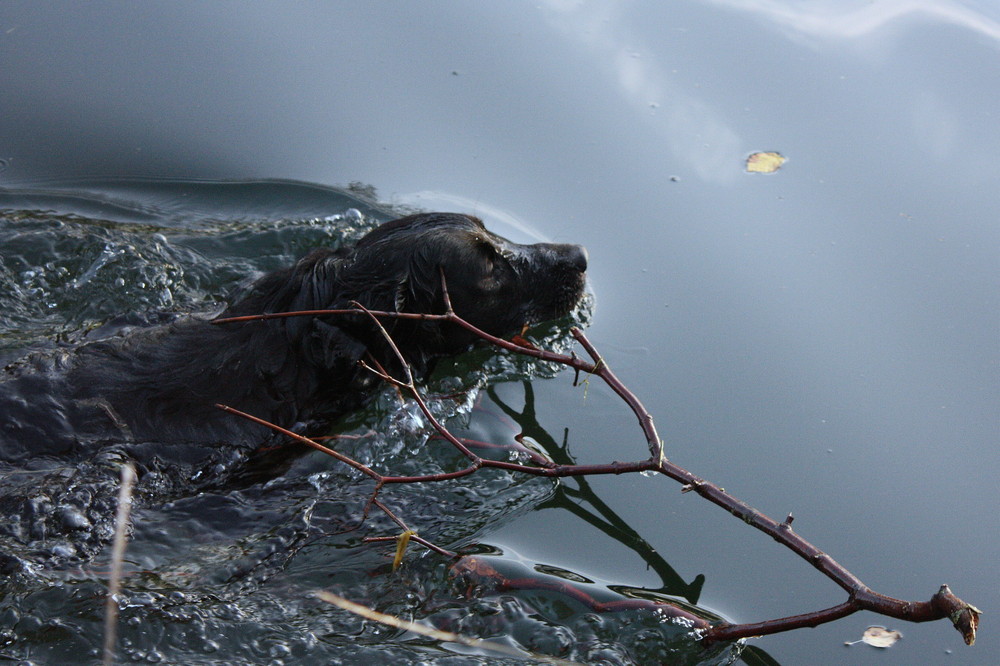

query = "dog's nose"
[555,244,587,273]
[548,243,587,273]
[567,244,588,273]
[533,242,588,273]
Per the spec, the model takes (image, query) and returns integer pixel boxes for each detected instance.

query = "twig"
[102,462,136,666]
[215,404,380,481]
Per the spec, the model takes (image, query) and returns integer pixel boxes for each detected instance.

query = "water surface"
[1,2,997,664]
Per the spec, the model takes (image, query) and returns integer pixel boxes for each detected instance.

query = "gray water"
[1,2,997,665]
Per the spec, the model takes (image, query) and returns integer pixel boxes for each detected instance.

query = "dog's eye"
[473,246,504,289]
[477,244,499,273]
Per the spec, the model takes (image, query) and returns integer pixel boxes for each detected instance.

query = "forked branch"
[214,301,980,647]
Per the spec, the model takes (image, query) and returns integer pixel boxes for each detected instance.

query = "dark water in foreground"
[0,180,741,665]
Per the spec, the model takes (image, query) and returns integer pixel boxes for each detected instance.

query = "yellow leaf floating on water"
[845,626,902,648]
[746,151,786,173]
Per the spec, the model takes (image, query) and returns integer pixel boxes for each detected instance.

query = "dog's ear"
[344,247,443,315]
[401,245,445,314]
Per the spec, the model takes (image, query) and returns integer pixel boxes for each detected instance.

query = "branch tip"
[932,584,981,646]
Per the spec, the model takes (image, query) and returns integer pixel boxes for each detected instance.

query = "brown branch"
[707,584,979,645]
[215,304,981,648]
[215,404,379,481]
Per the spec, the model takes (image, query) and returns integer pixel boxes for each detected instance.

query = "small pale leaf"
[861,626,902,648]
[746,151,786,173]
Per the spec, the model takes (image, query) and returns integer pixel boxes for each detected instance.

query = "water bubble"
[57,506,91,530]
[268,643,292,658]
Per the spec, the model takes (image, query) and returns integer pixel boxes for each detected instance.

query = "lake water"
[1,2,997,665]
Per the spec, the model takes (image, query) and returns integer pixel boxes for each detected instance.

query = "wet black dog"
[0,213,587,467]
[0,212,586,567]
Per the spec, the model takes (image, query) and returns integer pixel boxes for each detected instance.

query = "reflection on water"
[706,0,1000,43]
[540,0,744,183]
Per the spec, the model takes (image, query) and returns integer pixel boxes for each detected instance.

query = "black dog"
[0,213,587,468]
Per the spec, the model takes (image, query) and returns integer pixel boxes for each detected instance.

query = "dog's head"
[353,213,586,324]
[338,212,588,370]
[235,212,588,380]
